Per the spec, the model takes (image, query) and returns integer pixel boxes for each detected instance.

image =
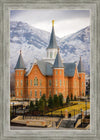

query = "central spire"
[47,20,58,49]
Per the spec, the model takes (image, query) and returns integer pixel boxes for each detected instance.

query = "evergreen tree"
[38,98,45,112]
[71,93,73,101]
[41,94,46,107]
[58,94,63,107]
[74,95,76,101]
[29,101,34,112]
[66,95,70,104]
[35,98,39,110]
[41,94,46,101]
[53,94,59,108]
[48,95,53,109]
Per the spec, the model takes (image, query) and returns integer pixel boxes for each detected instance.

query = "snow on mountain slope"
[10,21,90,74]
[58,26,90,74]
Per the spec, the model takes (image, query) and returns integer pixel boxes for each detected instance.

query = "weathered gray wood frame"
[0,0,100,140]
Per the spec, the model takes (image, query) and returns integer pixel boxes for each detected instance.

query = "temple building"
[15,20,85,101]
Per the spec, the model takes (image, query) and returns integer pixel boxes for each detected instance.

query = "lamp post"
[23,108,25,120]
[74,109,75,118]
[80,108,82,127]
[85,100,87,116]
[13,102,14,115]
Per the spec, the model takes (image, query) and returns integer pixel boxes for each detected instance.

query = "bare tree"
[10,72,15,97]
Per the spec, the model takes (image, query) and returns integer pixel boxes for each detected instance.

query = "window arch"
[34,77,38,86]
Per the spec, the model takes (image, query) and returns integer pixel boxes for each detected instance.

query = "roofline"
[15,68,26,70]
[46,48,58,50]
[25,63,35,76]
[78,72,85,74]
[53,68,64,69]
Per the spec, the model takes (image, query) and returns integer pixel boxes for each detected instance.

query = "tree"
[53,94,59,108]
[74,95,76,101]
[35,98,39,110]
[66,95,70,104]
[10,73,15,97]
[71,93,73,101]
[48,95,53,109]
[29,101,34,113]
[41,94,46,101]
[41,94,46,107]
[58,94,63,107]
[38,98,45,112]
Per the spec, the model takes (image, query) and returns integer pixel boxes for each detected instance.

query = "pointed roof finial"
[15,50,26,69]
[78,56,85,72]
[47,20,58,49]
[53,50,64,68]
[52,20,54,27]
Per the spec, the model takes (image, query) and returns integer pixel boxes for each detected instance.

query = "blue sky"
[10,10,90,37]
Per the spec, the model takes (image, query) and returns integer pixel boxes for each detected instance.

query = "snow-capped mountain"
[10,21,90,74]
[58,26,90,74]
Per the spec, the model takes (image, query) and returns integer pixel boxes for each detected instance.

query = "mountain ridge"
[10,21,90,74]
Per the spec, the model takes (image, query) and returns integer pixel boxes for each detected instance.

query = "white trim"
[15,69,25,71]
[53,68,64,69]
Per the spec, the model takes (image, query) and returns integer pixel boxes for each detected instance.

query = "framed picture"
[0,0,99,140]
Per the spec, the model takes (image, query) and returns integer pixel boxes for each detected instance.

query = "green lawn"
[47,101,90,117]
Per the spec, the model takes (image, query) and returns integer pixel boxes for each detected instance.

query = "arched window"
[35,90,37,97]
[21,71,23,75]
[21,80,23,86]
[40,80,42,86]
[40,90,41,97]
[30,80,32,86]
[49,90,51,96]
[17,80,19,87]
[56,80,58,86]
[21,90,23,96]
[56,90,57,95]
[60,80,62,86]
[55,52,57,57]
[30,90,32,97]
[50,52,52,58]
[34,77,38,86]
[56,70,58,75]
[17,91,19,96]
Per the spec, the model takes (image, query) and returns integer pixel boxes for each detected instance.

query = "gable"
[63,63,76,77]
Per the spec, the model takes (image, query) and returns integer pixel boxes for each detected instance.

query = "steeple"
[78,56,84,72]
[15,50,26,69]
[53,49,64,68]
[47,20,58,49]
